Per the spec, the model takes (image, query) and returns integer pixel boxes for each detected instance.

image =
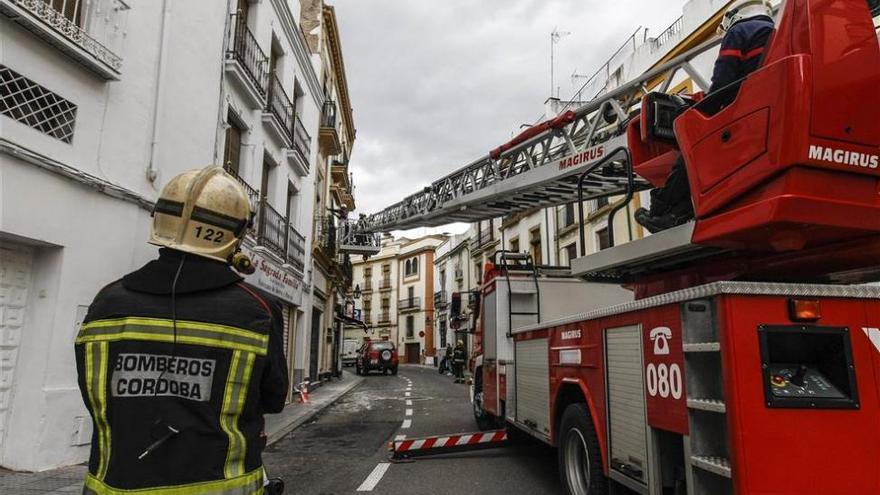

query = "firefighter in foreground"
[75,166,289,494]
[634,0,775,232]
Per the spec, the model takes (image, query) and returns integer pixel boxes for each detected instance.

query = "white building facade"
[0,0,327,471]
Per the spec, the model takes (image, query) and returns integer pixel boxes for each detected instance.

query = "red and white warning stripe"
[390,430,507,459]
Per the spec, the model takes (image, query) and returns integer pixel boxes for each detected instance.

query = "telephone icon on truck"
[650,327,671,355]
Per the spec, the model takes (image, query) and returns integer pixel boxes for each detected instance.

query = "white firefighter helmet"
[718,0,773,34]
[149,166,252,262]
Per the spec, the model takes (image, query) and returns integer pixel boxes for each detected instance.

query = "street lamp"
[352,284,361,299]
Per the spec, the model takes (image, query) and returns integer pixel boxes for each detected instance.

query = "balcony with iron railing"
[361,279,373,293]
[330,156,355,211]
[650,15,684,53]
[1,0,127,79]
[291,115,311,174]
[377,311,391,325]
[223,163,261,219]
[258,201,287,259]
[225,13,268,106]
[398,297,421,312]
[434,290,448,307]
[379,278,393,291]
[263,74,295,146]
[469,225,495,251]
[286,223,306,272]
[319,100,341,155]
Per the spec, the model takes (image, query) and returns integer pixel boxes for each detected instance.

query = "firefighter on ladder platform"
[635,0,775,233]
[75,166,288,494]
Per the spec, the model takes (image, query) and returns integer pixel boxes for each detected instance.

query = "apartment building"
[301,0,359,383]
[350,234,446,362]
[351,236,402,344]
[0,0,327,470]
[432,233,481,361]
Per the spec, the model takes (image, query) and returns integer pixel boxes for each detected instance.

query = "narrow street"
[263,365,562,494]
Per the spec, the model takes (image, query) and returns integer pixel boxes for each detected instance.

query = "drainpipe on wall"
[146,0,172,185]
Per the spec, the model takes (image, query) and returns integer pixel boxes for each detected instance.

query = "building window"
[563,243,578,266]
[365,267,372,279]
[509,237,520,253]
[0,66,77,143]
[560,203,575,228]
[406,315,414,338]
[596,227,611,251]
[440,270,446,288]
[597,197,609,209]
[405,257,419,276]
[529,227,542,265]
[407,286,415,302]
[223,112,245,176]
[440,319,447,348]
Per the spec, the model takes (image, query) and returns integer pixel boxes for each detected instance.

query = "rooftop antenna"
[551,27,571,98]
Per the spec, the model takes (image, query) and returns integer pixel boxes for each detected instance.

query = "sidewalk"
[0,371,363,494]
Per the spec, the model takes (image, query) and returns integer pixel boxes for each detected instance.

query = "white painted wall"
[0,0,323,471]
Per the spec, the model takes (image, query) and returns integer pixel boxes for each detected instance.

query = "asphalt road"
[263,364,563,495]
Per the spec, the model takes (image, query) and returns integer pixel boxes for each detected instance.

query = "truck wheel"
[558,403,607,495]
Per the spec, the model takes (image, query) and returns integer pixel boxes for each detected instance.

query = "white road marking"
[405,399,412,406]
[405,392,411,397]
[356,463,390,492]
[402,419,412,429]
[394,434,406,441]
[405,408,413,416]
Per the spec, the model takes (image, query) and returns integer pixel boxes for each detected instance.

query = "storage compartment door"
[515,338,550,439]
[606,325,648,485]
[483,291,497,360]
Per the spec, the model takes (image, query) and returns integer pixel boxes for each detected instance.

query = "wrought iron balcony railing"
[266,73,295,142]
[3,0,125,75]
[258,200,286,259]
[378,312,391,324]
[379,278,392,291]
[286,223,306,272]
[222,164,260,224]
[321,99,338,128]
[227,13,268,97]
[360,279,373,293]
[434,290,448,306]
[399,297,421,311]
[293,115,311,164]
[469,226,495,250]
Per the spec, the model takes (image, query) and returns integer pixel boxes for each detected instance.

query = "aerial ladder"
[380,2,880,494]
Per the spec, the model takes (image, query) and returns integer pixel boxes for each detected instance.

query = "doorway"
[405,343,420,364]
[310,308,322,381]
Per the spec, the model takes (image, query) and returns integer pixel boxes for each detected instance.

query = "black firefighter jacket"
[75,249,289,494]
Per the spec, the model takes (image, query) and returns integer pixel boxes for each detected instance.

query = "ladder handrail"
[357,36,723,233]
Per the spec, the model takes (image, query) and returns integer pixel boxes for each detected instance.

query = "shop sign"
[240,245,303,306]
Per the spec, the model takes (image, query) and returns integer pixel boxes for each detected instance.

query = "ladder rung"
[683,342,720,352]
[690,455,732,478]
[687,398,726,413]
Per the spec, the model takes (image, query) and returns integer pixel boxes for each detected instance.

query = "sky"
[332,0,686,236]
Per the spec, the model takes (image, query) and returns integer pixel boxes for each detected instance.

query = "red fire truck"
[465,2,880,494]
[368,0,880,493]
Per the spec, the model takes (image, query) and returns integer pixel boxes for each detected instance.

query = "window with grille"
[406,315,414,338]
[0,65,77,143]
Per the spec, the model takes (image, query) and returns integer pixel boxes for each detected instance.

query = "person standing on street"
[452,340,466,384]
[75,166,289,494]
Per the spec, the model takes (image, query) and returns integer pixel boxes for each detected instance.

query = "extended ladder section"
[357,38,723,232]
